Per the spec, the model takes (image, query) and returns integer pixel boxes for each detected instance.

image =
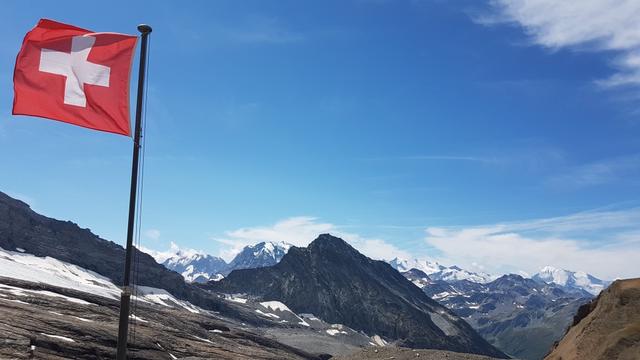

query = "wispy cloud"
[425,206,640,279]
[361,145,566,170]
[227,15,304,44]
[143,229,161,241]
[479,0,640,88]
[140,241,203,264]
[546,154,640,188]
[213,216,411,262]
[362,155,497,162]
[176,14,304,47]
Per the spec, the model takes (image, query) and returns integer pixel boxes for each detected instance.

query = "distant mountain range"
[383,257,609,359]
[0,190,618,359]
[532,265,610,295]
[150,233,608,359]
[388,257,496,284]
[388,257,608,296]
[410,271,591,360]
[204,234,508,358]
[151,241,291,283]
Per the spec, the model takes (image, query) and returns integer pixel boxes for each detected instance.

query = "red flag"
[12,19,137,136]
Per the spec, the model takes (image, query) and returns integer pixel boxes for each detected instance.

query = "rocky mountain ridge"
[402,269,592,360]
[204,234,508,358]
[545,278,640,360]
[153,241,291,283]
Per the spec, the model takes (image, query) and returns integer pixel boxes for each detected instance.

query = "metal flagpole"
[116,23,152,360]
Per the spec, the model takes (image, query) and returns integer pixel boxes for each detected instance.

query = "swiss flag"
[13,19,137,136]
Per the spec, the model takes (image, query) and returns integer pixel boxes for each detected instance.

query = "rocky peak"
[307,233,355,254]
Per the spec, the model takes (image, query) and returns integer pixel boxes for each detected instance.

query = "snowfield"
[0,247,121,299]
[0,247,204,313]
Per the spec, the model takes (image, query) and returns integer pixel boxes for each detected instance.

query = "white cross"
[39,35,110,107]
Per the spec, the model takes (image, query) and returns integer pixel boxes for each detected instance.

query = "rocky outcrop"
[0,277,322,360]
[545,278,640,360]
[336,347,505,360]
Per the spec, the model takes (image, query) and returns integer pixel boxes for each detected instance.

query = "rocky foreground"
[335,347,504,360]
[0,277,324,359]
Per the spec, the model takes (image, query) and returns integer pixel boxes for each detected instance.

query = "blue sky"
[1,0,639,279]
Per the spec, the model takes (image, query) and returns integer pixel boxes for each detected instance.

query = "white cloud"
[213,216,411,262]
[139,241,203,264]
[546,154,640,188]
[424,207,640,280]
[483,0,640,87]
[143,229,161,241]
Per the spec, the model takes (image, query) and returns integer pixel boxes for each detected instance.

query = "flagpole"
[116,23,152,360]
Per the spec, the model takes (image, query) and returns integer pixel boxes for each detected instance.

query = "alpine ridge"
[148,241,292,282]
[204,234,509,358]
[533,266,609,296]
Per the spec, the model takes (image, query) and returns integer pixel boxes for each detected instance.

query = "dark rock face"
[0,191,182,294]
[0,191,258,319]
[204,234,508,358]
[418,273,591,360]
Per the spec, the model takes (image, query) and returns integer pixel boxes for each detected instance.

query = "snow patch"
[40,333,75,343]
[129,314,148,323]
[255,309,280,319]
[260,301,292,313]
[225,295,247,304]
[372,335,387,346]
[0,247,121,299]
[136,286,201,314]
[193,335,213,344]
[73,316,93,322]
[326,329,347,336]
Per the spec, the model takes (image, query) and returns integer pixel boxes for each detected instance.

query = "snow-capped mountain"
[163,254,227,283]
[145,241,292,281]
[388,257,445,274]
[388,257,495,284]
[533,266,610,295]
[207,234,508,357]
[143,242,228,283]
[224,241,291,275]
[416,274,592,360]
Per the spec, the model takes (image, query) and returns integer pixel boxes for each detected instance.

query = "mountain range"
[411,271,591,360]
[0,191,510,358]
[0,190,623,359]
[161,242,608,298]
[152,241,291,283]
[204,234,508,358]
[532,266,610,296]
[388,257,496,284]
[388,257,608,296]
